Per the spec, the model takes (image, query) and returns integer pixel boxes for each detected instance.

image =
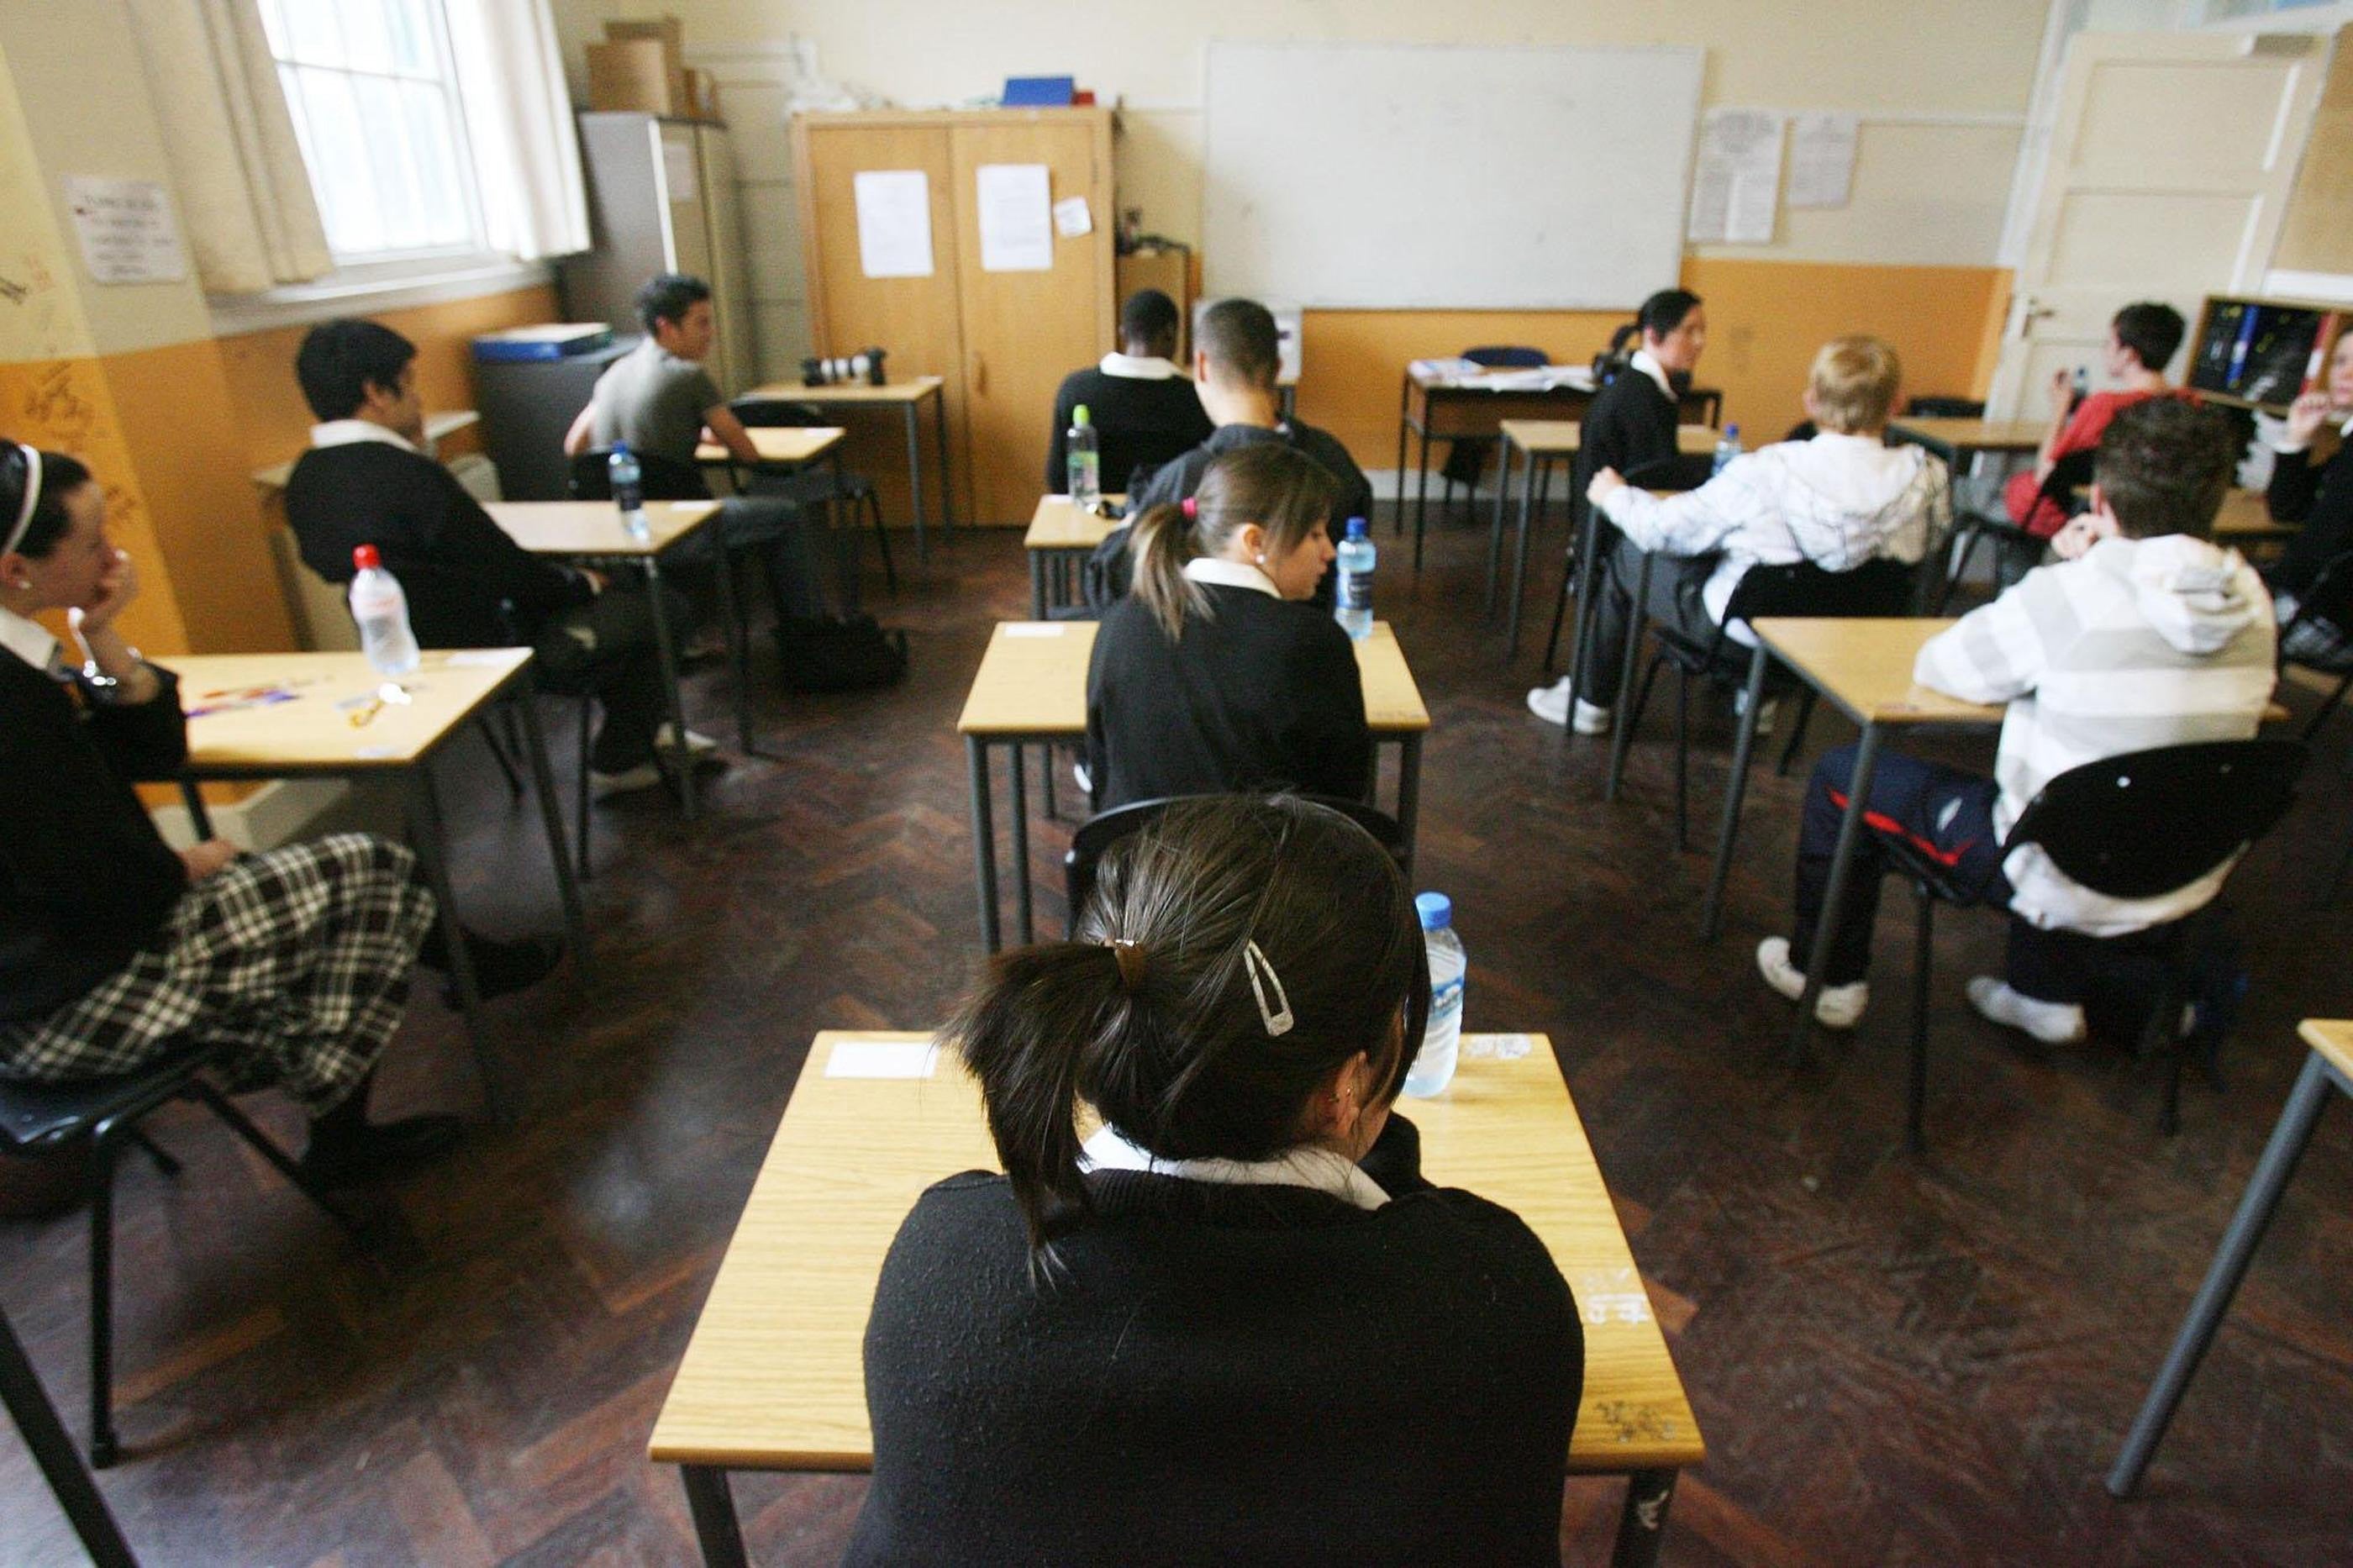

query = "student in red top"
[2004,301,2188,539]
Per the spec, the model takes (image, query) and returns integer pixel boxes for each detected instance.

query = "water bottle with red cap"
[348,545,421,676]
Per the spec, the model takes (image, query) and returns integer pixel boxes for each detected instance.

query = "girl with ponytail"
[1084,442,1372,810]
[848,797,1582,1566]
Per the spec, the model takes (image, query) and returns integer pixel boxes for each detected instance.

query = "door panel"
[1990,32,2327,415]
[949,118,1113,524]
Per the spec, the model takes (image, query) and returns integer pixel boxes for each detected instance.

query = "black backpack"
[775,613,909,692]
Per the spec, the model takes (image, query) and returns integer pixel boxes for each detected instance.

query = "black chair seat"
[0,1048,217,1153]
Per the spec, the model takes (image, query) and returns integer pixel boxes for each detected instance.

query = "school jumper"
[0,608,432,1108]
[1045,352,1215,497]
[1085,559,1372,813]
[2267,418,2353,621]
[2003,388,2187,539]
[845,1113,1582,1568]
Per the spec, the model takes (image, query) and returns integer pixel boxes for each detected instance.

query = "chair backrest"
[2289,548,2353,641]
[268,526,361,652]
[2035,447,2097,515]
[1463,345,1548,369]
[1719,556,1917,628]
[1063,793,1407,935]
[1903,396,1987,418]
[730,397,829,429]
[2007,739,2305,899]
[1621,453,1715,494]
[569,447,709,502]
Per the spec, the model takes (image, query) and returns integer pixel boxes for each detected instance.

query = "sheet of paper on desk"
[826,1038,940,1078]
[976,163,1054,272]
[854,170,934,279]
[1687,109,1784,245]
[1003,624,1066,638]
[1787,113,1857,209]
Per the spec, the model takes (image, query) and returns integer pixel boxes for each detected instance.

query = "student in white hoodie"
[1756,399,2277,1040]
[1571,336,1949,735]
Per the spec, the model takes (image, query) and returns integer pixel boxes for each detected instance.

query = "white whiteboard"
[1202,43,1705,310]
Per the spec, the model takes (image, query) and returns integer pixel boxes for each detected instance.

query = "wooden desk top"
[1499,420,1721,456]
[696,427,844,466]
[1751,618,2003,728]
[649,1031,1703,1475]
[956,620,1431,737]
[742,376,943,406]
[161,648,530,772]
[484,499,720,557]
[2214,488,2292,539]
[251,412,480,491]
[1888,418,2046,454]
[2298,1019,2353,1081]
[1024,493,1128,550]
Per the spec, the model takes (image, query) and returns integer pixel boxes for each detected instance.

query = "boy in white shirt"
[1756,399,2277,1040]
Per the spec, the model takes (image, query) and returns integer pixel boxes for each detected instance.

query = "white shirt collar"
[1182,556,1282,597]
[309,418,418,454]
[1100,350,1182,381]
[0,602,63,675]
[1629,348,1674,400]
[1080,1124,1390,1210]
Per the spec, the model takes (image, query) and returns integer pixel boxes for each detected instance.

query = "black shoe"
[297,1114,464,1187]
[420,930,563,1006]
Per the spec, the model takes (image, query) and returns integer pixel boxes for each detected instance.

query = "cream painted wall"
[555,0,2049,268]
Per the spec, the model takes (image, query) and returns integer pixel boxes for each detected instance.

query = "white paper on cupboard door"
[854,170,935,279]
[976,163,1055,271]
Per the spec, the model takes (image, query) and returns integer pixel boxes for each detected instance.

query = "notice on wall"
[976,162,1054,271]
[63,176,187,284]
[1787,113,1860,210]
[1685,110,1784,245]
[853,170,934,279]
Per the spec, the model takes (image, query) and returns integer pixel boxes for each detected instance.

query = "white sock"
[1966,977,2087,1045]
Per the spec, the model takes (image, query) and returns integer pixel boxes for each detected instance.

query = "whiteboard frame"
[1200,40,1705,312]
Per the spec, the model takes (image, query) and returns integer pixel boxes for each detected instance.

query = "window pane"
[338,0,394,73]
[355,72,426,250]
[294,66,381,254]
[255,0,290,59]
[403,85,471,248]
[279,0,345,67]
[384,0,434,75]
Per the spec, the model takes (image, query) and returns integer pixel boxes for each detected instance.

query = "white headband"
[4,444,40,557]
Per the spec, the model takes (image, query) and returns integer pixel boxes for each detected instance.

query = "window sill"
[207,255,556,338]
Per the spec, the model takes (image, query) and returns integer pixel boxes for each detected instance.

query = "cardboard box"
[587,39,676,115]
[603,18,686,118]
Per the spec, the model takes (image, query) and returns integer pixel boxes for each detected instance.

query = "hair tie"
[1104,938,1145,991]
[4,445,42,558]
[1180,495,1198,520]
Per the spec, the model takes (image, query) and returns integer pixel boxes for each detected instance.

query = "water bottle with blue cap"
[1403,892,1465,1097]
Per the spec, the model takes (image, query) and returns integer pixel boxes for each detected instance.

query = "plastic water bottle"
[608,442,650,543]
[348,545,421,677]
[1403,892,1465,1098]
[1334,516,1375,639]
[1066,404,1101,509]
[1712,423,1744,477]
[2071,366,2090,404]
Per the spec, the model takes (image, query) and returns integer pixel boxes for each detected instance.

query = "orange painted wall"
[1292,259,2011,468]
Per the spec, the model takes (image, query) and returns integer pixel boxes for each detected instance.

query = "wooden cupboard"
[792,108,1115,525]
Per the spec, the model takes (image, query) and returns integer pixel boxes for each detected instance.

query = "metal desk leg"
[510,694,589,965]
[1393,375,1412,537]
[1029,550,1048,619]
[177,779,215,842]
[642,558,697,818]
[1009,743,1034,946]
[681,1465,750,1568]
[2107,1048,2340,1497]
[904,403,927,565]
[1413,414,1434,571]
[1396,734,1424,884]
[407,765,505,1122]
[967,735,1001,953]
[0,1308,137,1568]
[934,385,955,540]
[1508,449,1540,655]
[1486,434,1514,614]
[713,536,753,755]
[1603,554,1652,800]
[1701,643,1773,941]
[1610,1470,1677,1568]
[1790,723,1883,1060]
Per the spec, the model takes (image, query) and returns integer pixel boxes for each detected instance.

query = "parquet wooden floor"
[3,505,2350,1567]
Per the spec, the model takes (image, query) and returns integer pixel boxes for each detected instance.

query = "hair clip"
[1180,495,1198,520]
[1242,939,1293,1037]
[1103,938,1145,990]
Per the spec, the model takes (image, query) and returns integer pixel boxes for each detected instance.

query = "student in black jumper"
[1085,297,1373,612]
[1045,287,1214,496]
[283,319,687,800]
[2266,329,2353,664]
[848,795,1582,1568]
[1528,287,1709,732]
[1086,443,1370,812]
[0,445,460,1184]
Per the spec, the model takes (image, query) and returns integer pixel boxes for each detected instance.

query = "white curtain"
[125,0,334,292]
[443,0,591,261]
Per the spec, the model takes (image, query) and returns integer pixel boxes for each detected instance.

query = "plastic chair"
[729,397,896,593]
[567,447,711,503]
[1607,557,1917,847]
[0,1043,364,1466]
[1538,451,1714,679]
[2278,548,2353,742]
[1063,795,1407,935]
[0,1302,136,1563]
[1878,739,2305,1150]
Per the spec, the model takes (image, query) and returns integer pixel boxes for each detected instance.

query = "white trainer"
[589,761,665,801]
[1966,976,2088,1045]
[1755,936,1869,1029]
[1571,698,1613,736]
[655,723,720,756]
[1526,677,1572,727]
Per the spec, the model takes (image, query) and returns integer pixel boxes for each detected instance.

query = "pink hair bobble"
[1180,495,1198,519]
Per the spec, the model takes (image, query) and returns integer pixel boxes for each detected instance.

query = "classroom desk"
[1886,418,2046,464]
[1022,492,1125,618]
[249,411,479,492]
[955,620,1431,951]
[2213,487,2295,545]
[742,377,951,562]
[159,649,586,1120]
[692,425,845,469]
[648,1029,1705,1568]
[485,499,730,815]
[1494,422,1722,657]
[2108,1017,2351,1497]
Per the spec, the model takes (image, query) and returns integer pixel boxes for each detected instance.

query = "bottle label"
[1339,569,1373,611]
[1429,973,1463,1013]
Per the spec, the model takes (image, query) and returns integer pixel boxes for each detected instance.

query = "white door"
[1988,31,2329,416]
